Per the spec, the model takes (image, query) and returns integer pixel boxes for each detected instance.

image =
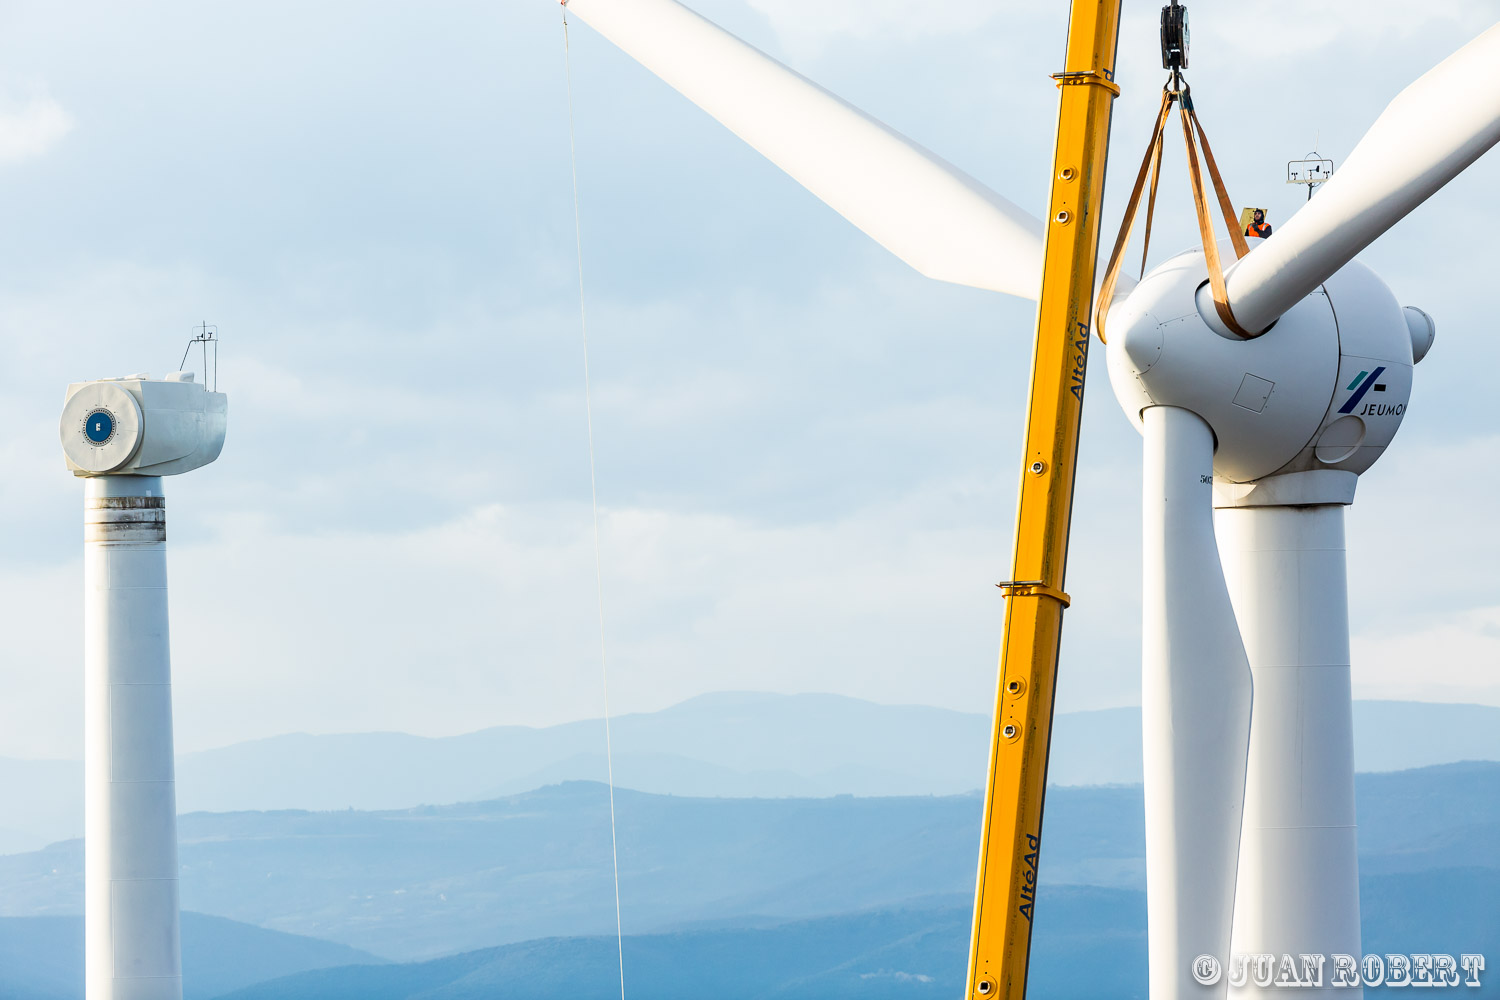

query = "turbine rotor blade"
[1141,405,1254,1000]
[1225,22,1500,333]
[562,0,1045,300]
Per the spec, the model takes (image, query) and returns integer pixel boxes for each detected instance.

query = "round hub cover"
[61,382,144,474]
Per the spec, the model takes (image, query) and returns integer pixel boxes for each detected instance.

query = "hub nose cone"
[1404,305,1435,363]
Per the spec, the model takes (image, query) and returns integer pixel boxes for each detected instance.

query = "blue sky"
[0,0,1497,758]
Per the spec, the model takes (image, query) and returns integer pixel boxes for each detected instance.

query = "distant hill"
[0,786,984,961]
[3,693,1498,854]
[211,868,1500,1000]
[0,763,1492,964]
[0,910,382,1000]
[0,757,76,857]
[213,896,1142,1000]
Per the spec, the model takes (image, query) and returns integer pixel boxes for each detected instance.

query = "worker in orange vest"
[1246,208,1272,239]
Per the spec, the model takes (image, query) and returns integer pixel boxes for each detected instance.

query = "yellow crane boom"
[965,2,1123,997]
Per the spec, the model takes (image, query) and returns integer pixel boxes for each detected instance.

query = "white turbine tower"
[554,1,1498,996]
[60,370,227,1000]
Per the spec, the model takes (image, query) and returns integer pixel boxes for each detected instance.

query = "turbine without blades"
[60,372,228,1000]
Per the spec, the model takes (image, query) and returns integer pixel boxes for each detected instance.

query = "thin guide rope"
[562,11,627,1000]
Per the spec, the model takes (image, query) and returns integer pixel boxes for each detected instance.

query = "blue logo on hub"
[1338,367,1387,415]
[85,409,115,444]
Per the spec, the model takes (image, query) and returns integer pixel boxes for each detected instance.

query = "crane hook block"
[1160,2,1189,71]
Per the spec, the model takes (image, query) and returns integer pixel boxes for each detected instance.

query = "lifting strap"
[1180,90,1254,337]
[1094,82,1257,343]
[1139,118,1166,280]
[1095,90,1172,344]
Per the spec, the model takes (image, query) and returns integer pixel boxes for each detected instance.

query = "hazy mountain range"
[8,870,1494,999]
[3,693,1498,854]
[215,868,1500,1000]
[0,911,381,1000]
[0,763,1493,964]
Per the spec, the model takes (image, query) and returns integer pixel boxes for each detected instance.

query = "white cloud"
[0,93,72,165]
[742,0,996,47]
[0,486,1011,757]
[0,455,1151,759]
[737,0,1491,56]
[1192,0,1495,57]
[1353,606,1500,706]
[0,0,1498,765]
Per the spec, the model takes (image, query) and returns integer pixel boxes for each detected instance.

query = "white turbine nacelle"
[60,372,227,478]
[1106,245,1434,501]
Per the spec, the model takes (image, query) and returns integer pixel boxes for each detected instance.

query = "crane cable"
[1095,80,1254,344]
[562,10,628,1000]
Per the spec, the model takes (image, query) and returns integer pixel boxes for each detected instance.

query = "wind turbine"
[553,0,1500,996]
[60,368,228,1000]
[1105,23,1496,995]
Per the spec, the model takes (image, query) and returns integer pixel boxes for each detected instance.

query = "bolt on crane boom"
[965,2,1123,997]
